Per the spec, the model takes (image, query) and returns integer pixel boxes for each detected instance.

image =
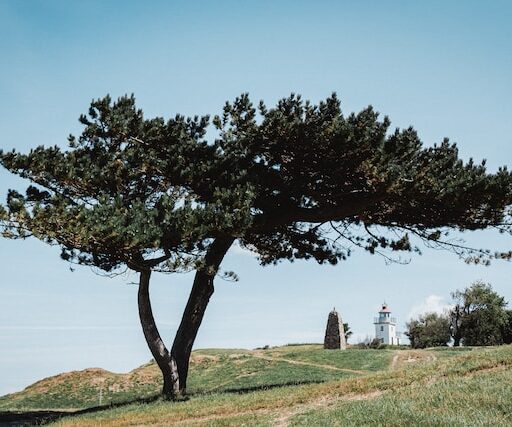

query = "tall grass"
[48,345,512,426]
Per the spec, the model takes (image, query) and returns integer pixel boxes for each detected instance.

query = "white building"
[374,303,400,345]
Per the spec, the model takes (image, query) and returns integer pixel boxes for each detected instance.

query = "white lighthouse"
[374,303,400,345]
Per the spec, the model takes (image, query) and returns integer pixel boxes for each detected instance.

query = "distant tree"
[2,94,512,399]
[451,282,508,346]
[501,310,512,344]
[343,322,353,342]
[450,303,464,347]
[405,312,451,348]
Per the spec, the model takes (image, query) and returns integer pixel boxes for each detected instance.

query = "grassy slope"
[0,345,393,411]
[44,345,512,427]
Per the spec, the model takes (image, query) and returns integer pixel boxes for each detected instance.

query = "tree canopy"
[2,94,512,271]
[2,93,512,397]
[0,95,252,273]
[406,312,451,348]
[452,282,509,346]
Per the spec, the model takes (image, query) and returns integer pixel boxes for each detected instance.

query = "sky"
[1,0,512,396]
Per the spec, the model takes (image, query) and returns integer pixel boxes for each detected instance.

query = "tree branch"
[255,193,384,229]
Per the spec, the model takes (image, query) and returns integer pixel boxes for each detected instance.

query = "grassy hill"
[2,344,511,426]
[0,345,394,411]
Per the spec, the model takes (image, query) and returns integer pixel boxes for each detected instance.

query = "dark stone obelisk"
[324,308,347,350]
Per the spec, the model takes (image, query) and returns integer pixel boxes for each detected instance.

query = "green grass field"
[2,344,511,426]
[0,345,393,411]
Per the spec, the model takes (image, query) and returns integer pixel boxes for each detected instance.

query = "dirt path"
[252,353,368,375]
[204,352,367,393]
[390,350,437,370]
[273,390,384,427]
[54,353,507,426]
[172,389,384,426]
[175,351,445,427]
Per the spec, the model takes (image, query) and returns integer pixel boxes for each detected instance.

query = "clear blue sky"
[1,0,512,396]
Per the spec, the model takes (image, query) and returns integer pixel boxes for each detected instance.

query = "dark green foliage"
[369,338,387,349]
[0,95,253,272]
[355,338,389,350]
[452,282,509,346]
[406,312,451,349]
[343,322,353,341]
[217,94,512,265]
[2,93,512,274]
[502,310,512,344]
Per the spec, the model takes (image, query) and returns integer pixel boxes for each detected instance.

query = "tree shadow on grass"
[0,394,161,426]
[0,379,325,426]
[210,379,326,395]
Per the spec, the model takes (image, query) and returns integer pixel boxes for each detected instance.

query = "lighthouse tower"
[374,303,399,345]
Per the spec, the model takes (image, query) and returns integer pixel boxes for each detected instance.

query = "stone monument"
[324,308,347,350]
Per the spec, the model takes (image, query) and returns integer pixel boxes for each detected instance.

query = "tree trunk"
[171,236,235,394]
[138,269,180,399]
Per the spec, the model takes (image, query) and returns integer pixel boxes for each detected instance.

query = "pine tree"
[2,94,512,398]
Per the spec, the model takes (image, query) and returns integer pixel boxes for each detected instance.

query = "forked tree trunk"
[137,237,234,398]
[138,269,180,399]
[171,236,235,394]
